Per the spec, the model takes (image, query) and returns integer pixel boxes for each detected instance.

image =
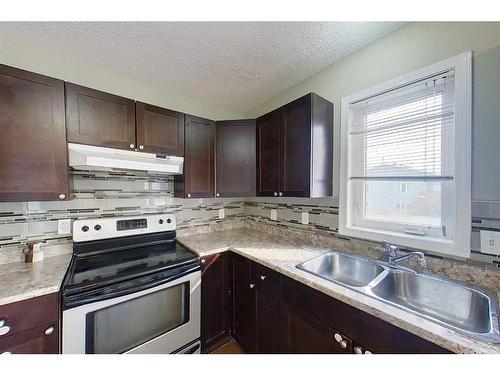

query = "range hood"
[68,143,183,175]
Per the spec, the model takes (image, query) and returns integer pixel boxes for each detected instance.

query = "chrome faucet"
[383,242,427,267]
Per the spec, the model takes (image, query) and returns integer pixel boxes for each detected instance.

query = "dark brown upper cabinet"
[174,115,215,198]
[65,83,136,150]
[256,93,333,198]
[0,64,69,202]
[256,110,280,197]
[136,102,185,156]
[215,119,256,197]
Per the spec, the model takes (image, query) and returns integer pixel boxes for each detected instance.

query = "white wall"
[246,22,500,201]
[0,34,244,121]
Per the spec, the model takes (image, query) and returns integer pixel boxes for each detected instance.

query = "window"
[339,52,472,257]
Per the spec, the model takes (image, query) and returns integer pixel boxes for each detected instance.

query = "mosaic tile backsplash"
[0,170,244,263]
[0,170,498,270]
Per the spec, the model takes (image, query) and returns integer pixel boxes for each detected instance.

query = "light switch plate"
[270,209,277,221]
[301,212,309,225]
[58,219,72,235]
[480,230,500,255]
[218,208,225,219]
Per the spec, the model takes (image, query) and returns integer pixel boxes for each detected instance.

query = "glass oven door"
[62,268,201,354]
[86,282,189,354]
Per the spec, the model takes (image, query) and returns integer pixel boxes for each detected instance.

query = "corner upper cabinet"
[174,115,215,198]
[216,119,256,197]
[256,110,281,197]
[65,83,136,150]
[0,64,69,202]
[136,102,184,156]
[256,93,333,197]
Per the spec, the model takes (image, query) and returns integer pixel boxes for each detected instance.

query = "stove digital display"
[116,218,148,231]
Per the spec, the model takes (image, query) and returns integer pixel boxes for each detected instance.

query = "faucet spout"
[384,242,427,268]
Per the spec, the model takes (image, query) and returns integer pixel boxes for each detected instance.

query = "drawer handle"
[354,346,363,354]
[1,351,12,354]
[0,320,11,336]
[249,283,255,289]
[44,326,55,336]
[260,275,267,281]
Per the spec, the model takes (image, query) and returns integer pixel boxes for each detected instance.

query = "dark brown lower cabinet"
[204,252,450,354]
[0,323,59,354]
[282,301,351,354]
[232,254,256,353]
[0,293,60,354]
[201,253,232,353]
[255,283,282,353]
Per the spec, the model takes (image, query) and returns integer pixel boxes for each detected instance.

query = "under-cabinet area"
[0,20,500,360]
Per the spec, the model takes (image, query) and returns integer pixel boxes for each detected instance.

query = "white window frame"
[339,52,472,258]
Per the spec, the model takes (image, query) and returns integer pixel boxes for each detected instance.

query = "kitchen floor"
[210,340,244,354]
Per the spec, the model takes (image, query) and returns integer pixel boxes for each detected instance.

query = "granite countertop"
[0,254,72,306]
[177,228,500,354]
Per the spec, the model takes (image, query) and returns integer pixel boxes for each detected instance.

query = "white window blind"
[339,52,471,257]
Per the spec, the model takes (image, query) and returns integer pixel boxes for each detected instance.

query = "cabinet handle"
[129,143,135,149]
[44,326,55,336]
[273,192,277,197]
[201,259,206,264]
[1,352,12,355]
[139,145,144,150]
[216,193,220,197]
[249,283,255,289]
[186,193,191,198]
[354,346,363,354]
[260,275,267,281]
[364,350,373,354]
[279,192,283,197]
[58,193,66,200]
[334,333,348,349]
[0,320,11,336]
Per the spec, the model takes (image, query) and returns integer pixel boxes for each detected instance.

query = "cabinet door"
[136,102,184,156]
[215,119,256,197]
[255,285,282,353]
[0,64,69,202]
[256,110,280,197]
[65,83,136,150]
[176,115,215,198]
[201,253,232,352]
[232,254,255,353]
[282,302,352,354]
[280,94,311,197]
[0,322,59,354]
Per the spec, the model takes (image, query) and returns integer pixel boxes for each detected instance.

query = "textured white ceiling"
[0,22,407,113]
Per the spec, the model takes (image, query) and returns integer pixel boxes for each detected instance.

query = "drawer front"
[0,322,59,354]
[0,293,59,339]
[252,262,281,295]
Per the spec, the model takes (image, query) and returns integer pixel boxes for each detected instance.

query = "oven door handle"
[63,263,200,309]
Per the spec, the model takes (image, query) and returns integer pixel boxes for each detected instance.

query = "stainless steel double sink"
[296,251,500,343]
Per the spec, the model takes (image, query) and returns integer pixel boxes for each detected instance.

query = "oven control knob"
[94,224,102,231]
[159,219,164,224]
[167,218,172,224]
[81,225,89,232]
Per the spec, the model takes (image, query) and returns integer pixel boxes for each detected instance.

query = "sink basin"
[296,252,385,287]
[296,251,500,343]
[371,270,497,337]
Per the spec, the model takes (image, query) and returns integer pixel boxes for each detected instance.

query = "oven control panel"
[72,214,176,242]
[117,218,147,231]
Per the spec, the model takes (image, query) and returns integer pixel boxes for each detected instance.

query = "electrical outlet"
[58,219,72,235]
[218,208,225,219]
[480,230,500,255]
[301,212,309,225]
[270,209,277,221]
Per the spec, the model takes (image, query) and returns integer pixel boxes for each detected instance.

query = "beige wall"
[0,34,244,120]
[246,22,500,201]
